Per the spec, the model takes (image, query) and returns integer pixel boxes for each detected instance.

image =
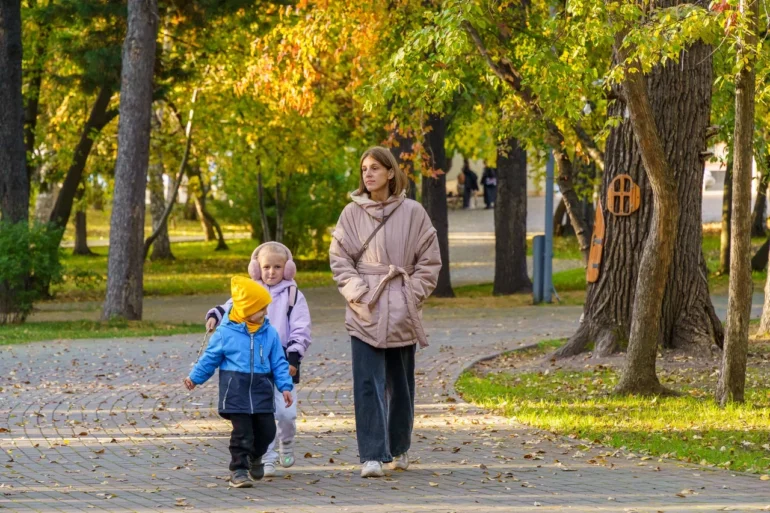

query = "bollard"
[533,235,544,303]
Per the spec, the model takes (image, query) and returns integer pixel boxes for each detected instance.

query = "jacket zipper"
[249,332,255,414]
[222,377,233,410]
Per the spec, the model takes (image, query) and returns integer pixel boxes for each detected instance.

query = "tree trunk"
[720,162,733,274]
[257,170,272,242]
[717,0,758,406]
[553,198,572,237]
[275,181,288,243]
[389,127,417,200]
[24,9,48,180]
[189,166,227,250]
[193,194,216,240]
[750,171,767,237]
[611,32,681,396]
[556,23,721,362]
[148,159,174,261]
[143,89,197,260]
[752,236,770,271]
[422,114,454,297]
[0,0,29,223]
[72,184,94,256]
[49,85,116,243]
[494,137,531,295]
[102,0,158,321]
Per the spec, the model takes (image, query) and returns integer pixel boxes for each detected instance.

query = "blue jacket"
[189,310,293,415]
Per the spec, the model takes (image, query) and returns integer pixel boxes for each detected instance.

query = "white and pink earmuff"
[247,242,297,282]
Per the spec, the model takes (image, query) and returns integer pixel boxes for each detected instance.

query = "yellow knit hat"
[230,276,272,322]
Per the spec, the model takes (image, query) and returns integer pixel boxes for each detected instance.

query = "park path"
[3,295,770,512]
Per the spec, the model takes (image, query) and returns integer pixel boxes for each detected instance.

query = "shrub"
[0,221,63,324]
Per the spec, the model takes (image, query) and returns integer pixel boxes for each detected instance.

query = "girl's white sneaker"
[263,461,276,477]
[391,453,409,471]
[361,461,384,478]
[279,441,295,468]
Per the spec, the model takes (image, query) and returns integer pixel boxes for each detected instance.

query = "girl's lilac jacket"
[205,279,312,359]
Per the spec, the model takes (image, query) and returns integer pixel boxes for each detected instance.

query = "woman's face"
[259,251,287,286]
[361,156,393,197]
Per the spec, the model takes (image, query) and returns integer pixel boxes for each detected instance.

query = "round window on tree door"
[607,174,641,216]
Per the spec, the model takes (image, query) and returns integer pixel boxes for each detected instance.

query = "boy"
[184,276,294,488]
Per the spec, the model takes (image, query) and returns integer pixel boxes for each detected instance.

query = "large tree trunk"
[720,162,733,274]
[750,170,767,237]
[422,114,454,298]
[148,158,174,260]
[102,0,158,321]
[717,0,758,406]
[23,3,48,180]
[72,184,94,256]
[389,126,417,200]
[556,24,721,361]
[0,0,29,223]
[494,137,531,295]
[49,85,116,242]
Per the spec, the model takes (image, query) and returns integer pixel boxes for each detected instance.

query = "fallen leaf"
[429,482,439,487]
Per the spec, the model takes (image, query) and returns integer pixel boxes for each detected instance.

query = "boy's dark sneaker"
[229,469,253,488]
[249,462,265,481]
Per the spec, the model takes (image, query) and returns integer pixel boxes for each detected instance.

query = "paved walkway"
[4,299,770,512]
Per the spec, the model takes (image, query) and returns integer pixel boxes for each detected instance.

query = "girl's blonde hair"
[357,146,409,198]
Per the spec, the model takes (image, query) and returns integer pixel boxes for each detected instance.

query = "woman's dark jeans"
[351,336,416,463]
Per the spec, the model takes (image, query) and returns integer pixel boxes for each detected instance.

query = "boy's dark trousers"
[228,413,277,471]
[351,336,416,463]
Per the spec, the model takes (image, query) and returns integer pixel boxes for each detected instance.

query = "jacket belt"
[355,262,428,348]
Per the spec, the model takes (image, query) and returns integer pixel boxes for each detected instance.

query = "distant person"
[462,159,479,209]
[481,166,498,209]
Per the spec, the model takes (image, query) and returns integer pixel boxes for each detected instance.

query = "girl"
[329,146,441,478]
[205,242,311,477]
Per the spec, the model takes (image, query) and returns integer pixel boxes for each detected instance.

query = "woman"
[329,146,442,478]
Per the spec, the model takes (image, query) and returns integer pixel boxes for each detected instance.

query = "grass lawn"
[0,320,202,345]
[62,207,250,242]
[55,238,335,301]
[457,339,770,475]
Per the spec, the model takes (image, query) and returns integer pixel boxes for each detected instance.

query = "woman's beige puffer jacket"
[329,191,442,349]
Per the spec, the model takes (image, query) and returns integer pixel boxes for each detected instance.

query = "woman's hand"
[289,365,298,377]
[283,391,293,407]
[183,377,196,390]
[205,318,217,332]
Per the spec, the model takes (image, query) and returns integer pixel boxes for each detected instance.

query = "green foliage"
[0,222,64,323]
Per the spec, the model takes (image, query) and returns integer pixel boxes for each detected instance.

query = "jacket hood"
[349,190,406,219]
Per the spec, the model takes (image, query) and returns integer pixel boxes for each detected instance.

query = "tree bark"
[757,262,770,337]
[720,162,733,274]
[389,126,417,200]
[717,0,758,406]
[148,158,174,260]
[102,0,158,321]
[494,137,532,295]
[72,183,94,256]
[556,20,721,363]
[257,169,272,242]
[422,114,454,297]
[49,85,116,241]
[189,166,227,250]
[143,89,197,260]
[193,194,216,240]
[275,181,288,243]
[750,170,767,237]
[611,34,680,396]
[0,0,29,223]
[24,6,48,180]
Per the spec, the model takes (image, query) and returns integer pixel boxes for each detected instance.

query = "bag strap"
[286,285,297,319]
[352,201,403,265]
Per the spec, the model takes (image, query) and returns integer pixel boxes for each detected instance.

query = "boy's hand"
[183,377,196,390]
[205,318,217,332]
[289,365,298,377]
[282,390,293,407]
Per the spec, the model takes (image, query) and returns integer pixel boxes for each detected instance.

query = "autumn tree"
[102,0,158,320]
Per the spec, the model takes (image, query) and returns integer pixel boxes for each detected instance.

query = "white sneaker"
[279,441,295,468]
[263,461,276,477]
[361,460,384,478]
[391,453,409,471]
